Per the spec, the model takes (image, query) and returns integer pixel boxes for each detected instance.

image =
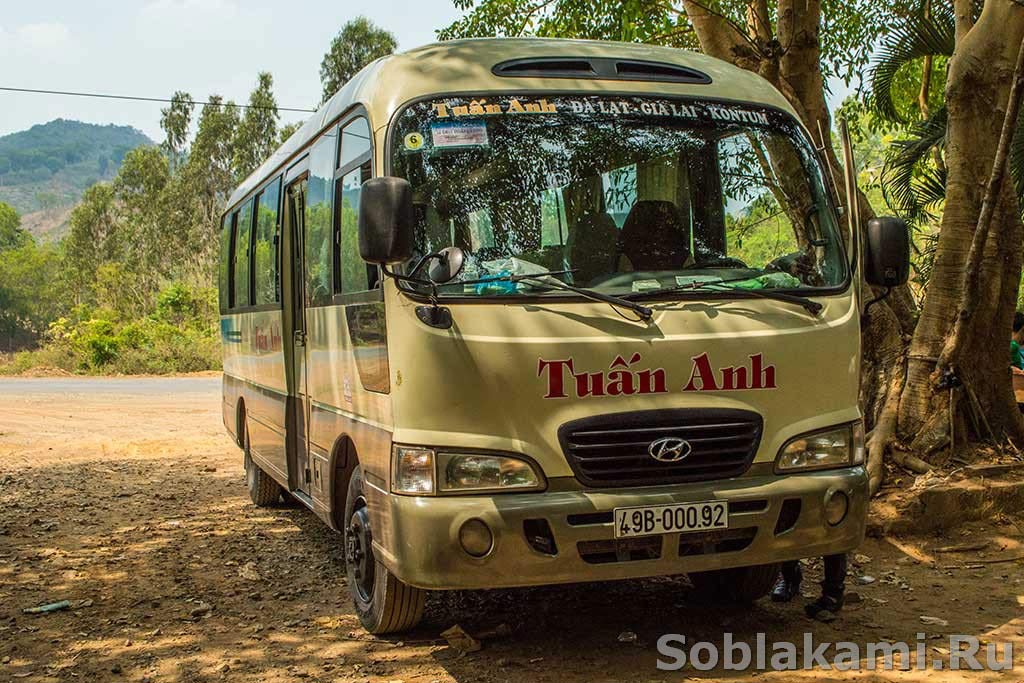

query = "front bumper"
[370,464,868,590]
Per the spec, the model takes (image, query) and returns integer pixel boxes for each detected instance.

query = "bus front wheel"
[344,466,425,634]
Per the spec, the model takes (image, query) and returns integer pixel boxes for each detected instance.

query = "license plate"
[613,501,729,538]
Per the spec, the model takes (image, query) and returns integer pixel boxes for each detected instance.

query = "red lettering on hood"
[539,353,776,398]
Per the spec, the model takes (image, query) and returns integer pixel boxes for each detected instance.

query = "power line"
[0,86,316,113]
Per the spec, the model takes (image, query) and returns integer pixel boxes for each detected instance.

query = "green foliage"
[0,119,152,215]
[178,95,241,285]
[726,203,798,268]
[858,0,1024,239]
[65,183,120,294]
[0,61,281,372]
[0,202,29,251]
[865,3,954,123]
[278,121,302,146]
[881,106,948,224]
[441,0,899,86]
[232,73,280,182]
[2,78,263,373]
[0,282,220,375]
[0,237,63,346]
[160,91,194,170]
[441,0,694,46]
[0,202,63,347]
[320,17,397,104]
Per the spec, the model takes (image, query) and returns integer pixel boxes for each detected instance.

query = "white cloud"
[15,22,71,50]
[136,0,267,41]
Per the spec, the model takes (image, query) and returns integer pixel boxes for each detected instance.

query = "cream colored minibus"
[220,38,909,633]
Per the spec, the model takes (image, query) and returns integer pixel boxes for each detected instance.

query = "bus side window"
[219,213,235,312]
[233,200,253,308]
[254,177,282,305]
[335,116,375,293]
[340,117,371,167]
[306,129,337,306]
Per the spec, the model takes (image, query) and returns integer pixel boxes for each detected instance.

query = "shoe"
[770,572,801,602]
[805,593,844,621]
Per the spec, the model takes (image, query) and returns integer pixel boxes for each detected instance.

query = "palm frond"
[881,106,948,223]
[867,3,955,123]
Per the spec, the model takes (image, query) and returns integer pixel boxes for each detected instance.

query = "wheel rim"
[346,501,375,602]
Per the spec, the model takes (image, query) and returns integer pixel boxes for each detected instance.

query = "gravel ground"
[2,376,1024,682]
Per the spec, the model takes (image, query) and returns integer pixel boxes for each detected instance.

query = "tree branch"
[747,0,773,44]
[515,0,556,35]
[674,0,764,61]
[645,25,697,44]
[918,0,934,120]
[954,0,976,42]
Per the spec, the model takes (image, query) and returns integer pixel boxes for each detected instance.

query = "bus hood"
[385,287,860,483]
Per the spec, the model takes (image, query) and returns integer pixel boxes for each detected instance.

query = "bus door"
[286,178,313,495]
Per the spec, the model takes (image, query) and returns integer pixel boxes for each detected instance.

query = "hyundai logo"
[648,437,692,462]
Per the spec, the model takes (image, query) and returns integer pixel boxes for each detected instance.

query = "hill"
[0,120,153,231]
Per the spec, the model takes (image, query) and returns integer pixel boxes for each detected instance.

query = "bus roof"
[227,38,796,209]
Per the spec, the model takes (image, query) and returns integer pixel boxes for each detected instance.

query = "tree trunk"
[898,0,1024,449]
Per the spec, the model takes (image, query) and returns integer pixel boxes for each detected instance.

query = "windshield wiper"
[624,276,823,316]
[461,269,654,322]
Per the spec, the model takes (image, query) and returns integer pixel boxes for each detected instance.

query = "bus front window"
[390,95,847,298]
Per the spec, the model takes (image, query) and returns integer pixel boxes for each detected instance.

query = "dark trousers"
[782,553,847,597]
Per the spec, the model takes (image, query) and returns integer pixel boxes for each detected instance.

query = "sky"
[0,0,852,142]
[0,0,463,141]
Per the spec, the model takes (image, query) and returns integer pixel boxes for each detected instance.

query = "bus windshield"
[389,94,847,299]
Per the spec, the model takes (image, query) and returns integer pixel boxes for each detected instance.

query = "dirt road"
[2,377,1024,682]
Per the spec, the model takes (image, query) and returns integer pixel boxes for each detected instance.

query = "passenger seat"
[619,200,690,271]
[566,212,619,284]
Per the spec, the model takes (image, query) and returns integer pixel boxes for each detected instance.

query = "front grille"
[678,527,757,556]
[577,537,662,564]
[557,409,762,488]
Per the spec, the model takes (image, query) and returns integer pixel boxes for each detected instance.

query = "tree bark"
[898,0,1024,448]
[939,32,1024,370]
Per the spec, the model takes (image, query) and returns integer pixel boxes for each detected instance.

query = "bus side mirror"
[358,177,414,265]
[864,216,910,287]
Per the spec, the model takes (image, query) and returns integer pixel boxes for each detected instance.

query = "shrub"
[0,281,222,375]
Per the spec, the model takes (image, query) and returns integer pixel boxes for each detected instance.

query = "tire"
[689,562,781,604]
[344,466,425,634]
[243,420,282,507]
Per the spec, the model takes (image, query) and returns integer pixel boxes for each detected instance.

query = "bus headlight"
[392,447,544,495]
[392,446,435,494]
[439,453,542,493]
[774,421,865,473]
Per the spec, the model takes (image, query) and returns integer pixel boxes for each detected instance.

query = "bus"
[219,37,909,634]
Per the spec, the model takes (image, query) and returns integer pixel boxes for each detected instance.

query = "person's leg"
[771,560,802,602]
[821,553,847,598]
[805,553,847,620]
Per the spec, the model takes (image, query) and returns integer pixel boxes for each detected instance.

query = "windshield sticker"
[631,279,662,293]
[675,274,724,287]
[538,353,777,399]
[403,132,425,151]
[431,121,489,149]
[429,97,771,125]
